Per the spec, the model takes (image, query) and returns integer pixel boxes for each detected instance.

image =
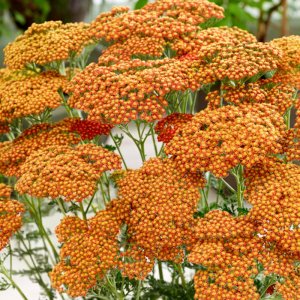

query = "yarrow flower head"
[191,42,282,84]
[4,21,92,70]
[269,36,300,90]
[245,159,300,255]
[270,35,300,71]
[0,184,25,250]
[68,119,113,140]
[0,120,81,177]
[90,0,224,43]
[16,143,121,202]
[113,158,205,264]
[189,210,300,300]
[50,209,121,297]
[68,58,201,124]
[155,112,193,143]
[172,26,257,57]
[205,81,297,114]
[165,103,286,177]
[0,69,67,124]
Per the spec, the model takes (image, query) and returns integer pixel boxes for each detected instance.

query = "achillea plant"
[0,0,299,299]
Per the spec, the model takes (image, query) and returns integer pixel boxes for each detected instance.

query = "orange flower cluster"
[68,58,201,124]
[55,215,88,243]
[206,81,296,113]
[119,245,155,280]
[271,70,300,90]
[16,144,121,202]
[4,21,92,70]
[0,183,25,250]
[69,119,113,140]
[172,26,257,57]
[192,42,281,84]
[270,35,300,71]
[90,0,224,63]
[269,36,300,91]
[245,160,300,255]
[0,120,81,177]
[114,158,205,263]
[50,209,120,297]
[90,1,224,43]
[189,210,300,300]
[165,104,285,177]
[155,113,193,143]
[0,69,67,124]
[99,36,166,63]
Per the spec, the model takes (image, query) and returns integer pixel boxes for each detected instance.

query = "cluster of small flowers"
[269,36,300,90]
[50,157,205,296]
[50,209,121,297]
[192,42,281,83]
[165,103,286,177]
[99,36,167,63]
[68,58,200,124]
[0,69,67,125]
[245,159,300,254]
[154,112,193,143]
[270,35,300,71]
[189,210,300,300]
[206,81,296,114]
[172,26,257,57]
[0,120,81,177]
[68,119,113,140]
[0,184,25,250]
[0,118,113,177]
[4,21,92,70]
[114,158,205,263]
[271,71,300,90]
[16,144,121,202]
[90,0,224,43]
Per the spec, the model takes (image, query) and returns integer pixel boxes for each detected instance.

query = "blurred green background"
[0,0,299,66]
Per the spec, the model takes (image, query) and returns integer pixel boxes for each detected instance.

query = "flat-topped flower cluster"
[0,0,299,299]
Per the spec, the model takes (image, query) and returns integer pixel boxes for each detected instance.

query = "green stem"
[191,91,198,114]
[84,190,97,215]
[22,196,58,262]
[157,261,164,281]
[175,264,187,289]
[55,198,67,216]
[79,202,87,221]
[135,280,142,300]
[284,106,292,129]
[216,178,222,205]
[0,261,29,300]
[109,133,128,169]
[99,180,109,207]
[220,82,224,107]
[232,165,244,210]
[150,124,159,157]
[103,173,111,201]
[16,233,54,299]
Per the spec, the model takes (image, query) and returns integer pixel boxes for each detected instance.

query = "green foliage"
[0,276,10,291]
[134,0,149,10]
[142,276,194,300]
